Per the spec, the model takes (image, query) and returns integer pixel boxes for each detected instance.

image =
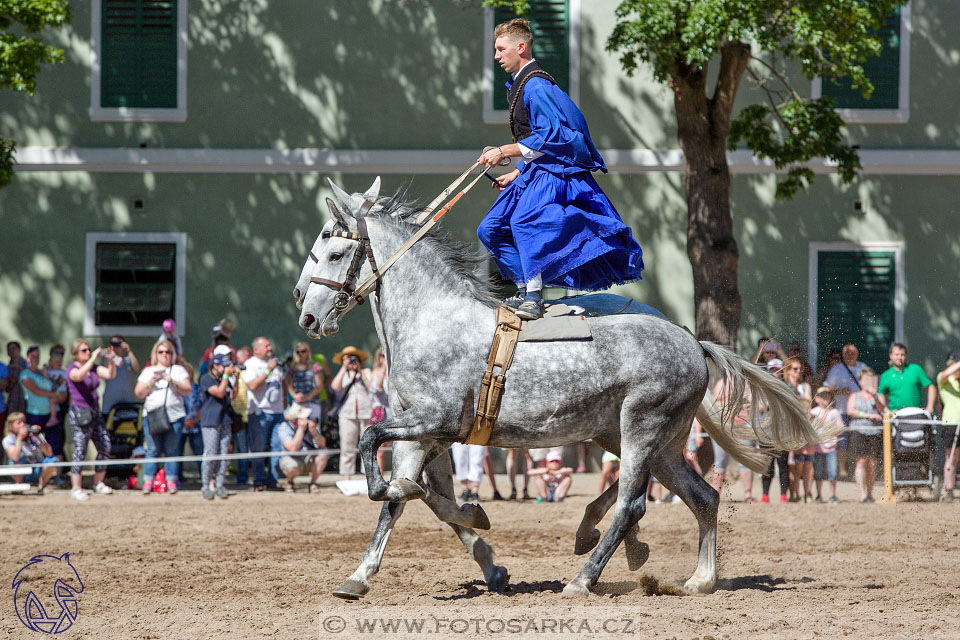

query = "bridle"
[308,200,379,312]
[305,155,506,325]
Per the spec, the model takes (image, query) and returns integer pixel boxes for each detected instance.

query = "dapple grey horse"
[295,179,828,598]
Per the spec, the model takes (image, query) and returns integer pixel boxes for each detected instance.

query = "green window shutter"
[101,0,178,109]
[822,6,901,110]
[95,243,177,326]
[817,250,896,373]
[493,0,570,111]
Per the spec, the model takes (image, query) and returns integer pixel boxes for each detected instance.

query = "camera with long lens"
[346,355,360,364]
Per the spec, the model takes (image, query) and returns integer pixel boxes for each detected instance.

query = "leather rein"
[307,161,499,318]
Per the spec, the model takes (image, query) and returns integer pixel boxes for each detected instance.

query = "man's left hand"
[478,146,506,168]
[493,169,521,191]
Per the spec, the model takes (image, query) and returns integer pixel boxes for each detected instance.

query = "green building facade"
[0,0,956,375]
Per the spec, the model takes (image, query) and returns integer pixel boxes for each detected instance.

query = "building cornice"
[13,147,960,175]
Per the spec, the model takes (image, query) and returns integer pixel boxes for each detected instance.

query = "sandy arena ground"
[2,471,959,639]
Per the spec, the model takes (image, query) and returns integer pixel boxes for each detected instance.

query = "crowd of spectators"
[2,323,958,505]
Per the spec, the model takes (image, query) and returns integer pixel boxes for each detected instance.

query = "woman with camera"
[330,346,372,482]
[66,339,117,501]
[135,339,191,494]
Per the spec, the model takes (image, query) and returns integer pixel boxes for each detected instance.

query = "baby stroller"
[891,407,933,491]
[104,402,144,484]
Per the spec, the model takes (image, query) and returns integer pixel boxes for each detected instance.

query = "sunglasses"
[52,351,64,356]
[78,348,90,353]
[157,350,173,355]
[295,349,308,354]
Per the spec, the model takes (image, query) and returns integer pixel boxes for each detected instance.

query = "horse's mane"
[361,187,499,308]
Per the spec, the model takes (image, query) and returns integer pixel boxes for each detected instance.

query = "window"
[807,242,904,373]
[90,0,187,122]
[482,0,580,124]
[811,3,911,123]
[84,232,187,336]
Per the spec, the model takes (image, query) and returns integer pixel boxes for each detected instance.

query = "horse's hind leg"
[652,453,720,593]
[422,449,509,593]
[562,429,654,597]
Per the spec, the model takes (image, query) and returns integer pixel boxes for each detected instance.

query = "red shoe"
[760,494,769,503]
[779,494,789,503]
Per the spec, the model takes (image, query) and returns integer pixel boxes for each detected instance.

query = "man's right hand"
[267,358,278,372]
[493,169,520,191]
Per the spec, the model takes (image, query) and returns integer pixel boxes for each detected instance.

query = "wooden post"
[879,411,897,504]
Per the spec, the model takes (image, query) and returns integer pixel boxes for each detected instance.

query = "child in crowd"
[160,318,183,356]
[811,386,843,503]
[528,450,573,502]
[3,412,57,492]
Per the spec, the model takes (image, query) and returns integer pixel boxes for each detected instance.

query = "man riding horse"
[477,18,645,320]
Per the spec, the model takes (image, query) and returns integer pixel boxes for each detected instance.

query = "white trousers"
[338,416,369,475]
[451,443,486,483]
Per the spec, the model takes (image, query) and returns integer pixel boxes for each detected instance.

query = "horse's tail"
[696,341,837,474]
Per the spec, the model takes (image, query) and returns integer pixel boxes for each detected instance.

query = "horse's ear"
[363,176,381,203]
[325,197,349,228]
[327,178,363,215]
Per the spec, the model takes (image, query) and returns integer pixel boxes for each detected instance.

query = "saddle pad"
[517,294,667,342]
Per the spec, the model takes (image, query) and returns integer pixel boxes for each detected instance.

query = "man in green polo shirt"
[878,343,936,413]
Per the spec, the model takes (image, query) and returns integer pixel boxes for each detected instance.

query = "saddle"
[464,296,667,445]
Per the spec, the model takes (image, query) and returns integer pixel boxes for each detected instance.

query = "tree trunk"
[671,44,749,347]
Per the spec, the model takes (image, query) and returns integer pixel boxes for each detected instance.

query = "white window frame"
[810,2,910,124]
[482,0,580,124]
[89,0,188,122]
[807,241,905,368]
[84,232,187,337]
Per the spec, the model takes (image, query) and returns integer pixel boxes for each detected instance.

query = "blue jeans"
[143,415,185,481]
[248,412,283,487]
[233,427,249,485]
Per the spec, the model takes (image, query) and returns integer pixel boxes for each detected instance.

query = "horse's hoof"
[624,540,650,572]
[486,565,509,593]
[332,579,369,600]
[383,478,426,502]
[561,582,591,598]
[573,528,601,555]
[682,575,716,594]
[460,503,491,530]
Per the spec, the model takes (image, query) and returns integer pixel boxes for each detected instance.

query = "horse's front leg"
[361,410,453,501]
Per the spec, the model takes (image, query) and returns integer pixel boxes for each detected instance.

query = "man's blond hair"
[494,18,533,49]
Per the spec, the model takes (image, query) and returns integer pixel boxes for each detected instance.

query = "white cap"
[213,345,233,357]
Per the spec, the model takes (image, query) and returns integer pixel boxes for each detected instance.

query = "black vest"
[508,61,557,142]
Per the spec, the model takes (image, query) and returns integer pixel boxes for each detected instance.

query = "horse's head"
[297,177,381,338]
[13,553,85,633]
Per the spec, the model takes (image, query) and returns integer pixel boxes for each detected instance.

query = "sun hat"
[333,346,369,364]
[766,358,784,372]
[815,386,834,398]
[546,451,563,463]
[284,403,312,421]
[213,345,233,357]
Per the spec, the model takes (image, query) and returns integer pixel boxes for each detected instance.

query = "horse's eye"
[330,252,343,262]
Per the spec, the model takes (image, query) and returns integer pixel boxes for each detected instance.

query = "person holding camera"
[199,352,239,500]
[242,337,286,490]
[135,339,191,495]
[277,403,329,493]
[66,339,117,501]
[101,335,141,416]
[330,346,371,482]
[3,412,57,492]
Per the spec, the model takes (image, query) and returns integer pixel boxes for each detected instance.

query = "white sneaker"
[71,489,89,502]
[93,482,114,495]
[671,495,683,504]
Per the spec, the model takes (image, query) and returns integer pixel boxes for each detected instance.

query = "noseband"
[309,200,380,313]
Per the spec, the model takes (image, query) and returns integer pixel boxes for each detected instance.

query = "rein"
[309,161,500,316]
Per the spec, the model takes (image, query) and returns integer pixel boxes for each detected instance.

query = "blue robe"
[478,75,644,291]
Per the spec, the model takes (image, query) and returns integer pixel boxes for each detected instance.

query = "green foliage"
[606,0,907,197]
[0,0,69,188]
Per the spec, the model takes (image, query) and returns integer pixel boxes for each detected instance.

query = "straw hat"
[333,345,369,364]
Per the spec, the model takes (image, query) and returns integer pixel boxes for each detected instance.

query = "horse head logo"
[12,553,84,634]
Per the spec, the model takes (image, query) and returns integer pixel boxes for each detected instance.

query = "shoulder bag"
[146,372,172,437]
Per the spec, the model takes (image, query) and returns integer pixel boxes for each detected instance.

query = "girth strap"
[465,305,522,446]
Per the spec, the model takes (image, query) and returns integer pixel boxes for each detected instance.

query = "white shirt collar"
[512,58,537,79]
